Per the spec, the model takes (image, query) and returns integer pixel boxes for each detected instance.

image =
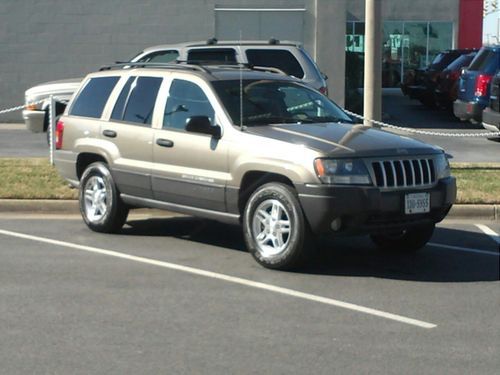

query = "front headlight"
[435,153,451,180]
[314,158,372,185]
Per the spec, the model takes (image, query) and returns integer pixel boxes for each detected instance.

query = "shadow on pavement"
[123,216,499,283]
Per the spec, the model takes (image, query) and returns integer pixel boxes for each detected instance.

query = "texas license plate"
[405,193,430,214]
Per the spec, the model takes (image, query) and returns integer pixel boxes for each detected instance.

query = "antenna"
[239,30,244,131]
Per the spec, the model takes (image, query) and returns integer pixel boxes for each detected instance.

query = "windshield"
[212,80,352,126]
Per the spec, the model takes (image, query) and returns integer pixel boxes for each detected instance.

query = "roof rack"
[98,62,209,73]
[178,61,287,76]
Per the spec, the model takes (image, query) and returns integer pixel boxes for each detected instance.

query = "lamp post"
[363,0,382,126]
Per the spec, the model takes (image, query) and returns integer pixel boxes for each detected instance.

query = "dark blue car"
[453,45,500,123]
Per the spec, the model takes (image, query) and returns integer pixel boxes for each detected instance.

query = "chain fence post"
[48,95,55,165]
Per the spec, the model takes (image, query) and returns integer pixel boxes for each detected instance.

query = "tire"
[370,223,435,253]
[243,182,311,270]
[79,162,128,233]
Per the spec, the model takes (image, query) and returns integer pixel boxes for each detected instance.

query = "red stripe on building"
[458,0,484,48]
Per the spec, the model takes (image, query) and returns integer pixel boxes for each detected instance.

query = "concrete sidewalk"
[0,199,498,221]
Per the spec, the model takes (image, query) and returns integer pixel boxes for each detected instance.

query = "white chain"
[0,100,46,115]
[344,109,500,138]
[0,98,68,117]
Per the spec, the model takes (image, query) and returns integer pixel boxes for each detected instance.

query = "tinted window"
[187,48,236,63]
[246,49,304,78]
[111,77,135,120]
[163,80,214,130]
[429,51,460,70]
[70,76,119,118]
[139,50,179,63]
[446,53,476,72]
[469,49,497,72]
[121,77,163,125]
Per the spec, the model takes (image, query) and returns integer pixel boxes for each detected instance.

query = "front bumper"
[453,100,483,122]
[297,177,456,235]
[482,107,500,132]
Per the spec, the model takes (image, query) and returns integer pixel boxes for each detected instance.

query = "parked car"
[54,62,456,270]
[482,70,500,134]
[402,49,477,107]
[23,39,327,134]
[453,45,500,123]
[435,52,477,109]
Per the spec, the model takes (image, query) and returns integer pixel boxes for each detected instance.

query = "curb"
[0,200,498,221]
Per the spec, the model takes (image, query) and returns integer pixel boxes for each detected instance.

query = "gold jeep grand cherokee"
[54,63,456,270]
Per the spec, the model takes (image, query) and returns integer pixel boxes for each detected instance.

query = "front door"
[152,78,229,211]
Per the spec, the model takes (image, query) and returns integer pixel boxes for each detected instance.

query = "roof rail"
[98,62,209,73]
[178,60,287,76]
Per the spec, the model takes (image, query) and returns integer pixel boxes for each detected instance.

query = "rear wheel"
[79,162,128,233]
[243,183,311,270]
[370,223,435,253]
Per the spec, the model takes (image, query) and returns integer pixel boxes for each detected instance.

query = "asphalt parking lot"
[0,214,498,374]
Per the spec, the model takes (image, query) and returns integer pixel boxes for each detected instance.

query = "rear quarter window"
[70,76,120,118]
[246,49,304,79]
[468,49,498,73]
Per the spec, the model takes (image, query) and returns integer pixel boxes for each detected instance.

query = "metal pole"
[363,0,382,126]
[48,95,55,165]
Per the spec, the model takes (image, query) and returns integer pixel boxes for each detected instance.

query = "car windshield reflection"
[212,80,353,126]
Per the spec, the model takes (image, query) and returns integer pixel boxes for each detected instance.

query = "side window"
[113,76,162,126]
[246,49,305,79]
[70,76,119,118]
[111,77,135,120]
[187,48,236,63]
[139,50,179,63]
[163,79,214,130]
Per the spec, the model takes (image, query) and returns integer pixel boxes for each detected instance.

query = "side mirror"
[185,116,221,139]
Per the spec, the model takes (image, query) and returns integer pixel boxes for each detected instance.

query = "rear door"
[102,75,163,198]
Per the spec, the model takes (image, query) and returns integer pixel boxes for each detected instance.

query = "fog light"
[330,218,342,231]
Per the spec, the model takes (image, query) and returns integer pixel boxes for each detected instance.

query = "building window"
[345,21,454,88]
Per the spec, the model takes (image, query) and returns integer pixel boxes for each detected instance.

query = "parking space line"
[475,224,500,246]
[0,228,436,329]
[428,242,499,256]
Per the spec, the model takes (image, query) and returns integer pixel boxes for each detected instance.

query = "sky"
[483,1,500,44]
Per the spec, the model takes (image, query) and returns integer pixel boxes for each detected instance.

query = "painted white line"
[475,224,500,246]
[428,242,499,256]
[0,228,436,329]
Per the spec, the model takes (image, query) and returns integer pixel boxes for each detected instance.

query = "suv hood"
[246,122,440,158]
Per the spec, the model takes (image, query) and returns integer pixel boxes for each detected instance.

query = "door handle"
[156,138,174,148]
[103,130,117,138]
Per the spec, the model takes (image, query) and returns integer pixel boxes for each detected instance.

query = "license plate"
[405,193,430,214]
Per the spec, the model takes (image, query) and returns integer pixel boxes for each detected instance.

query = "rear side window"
[70,76,119,118]
[187,48,236,63]
[112,76,162,126]
[246,49,304,78]
[469,49,497,73]
[138,50,179,63]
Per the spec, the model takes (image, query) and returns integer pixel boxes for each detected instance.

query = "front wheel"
[243,183,311,270]
[370,223,435,253]
[79,162,128,233]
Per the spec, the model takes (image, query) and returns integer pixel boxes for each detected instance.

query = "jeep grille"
[371,158,436,189]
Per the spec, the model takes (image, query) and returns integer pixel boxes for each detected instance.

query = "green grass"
[451,164,500,204]
[0,158,498,204]
[0,158,77,199]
